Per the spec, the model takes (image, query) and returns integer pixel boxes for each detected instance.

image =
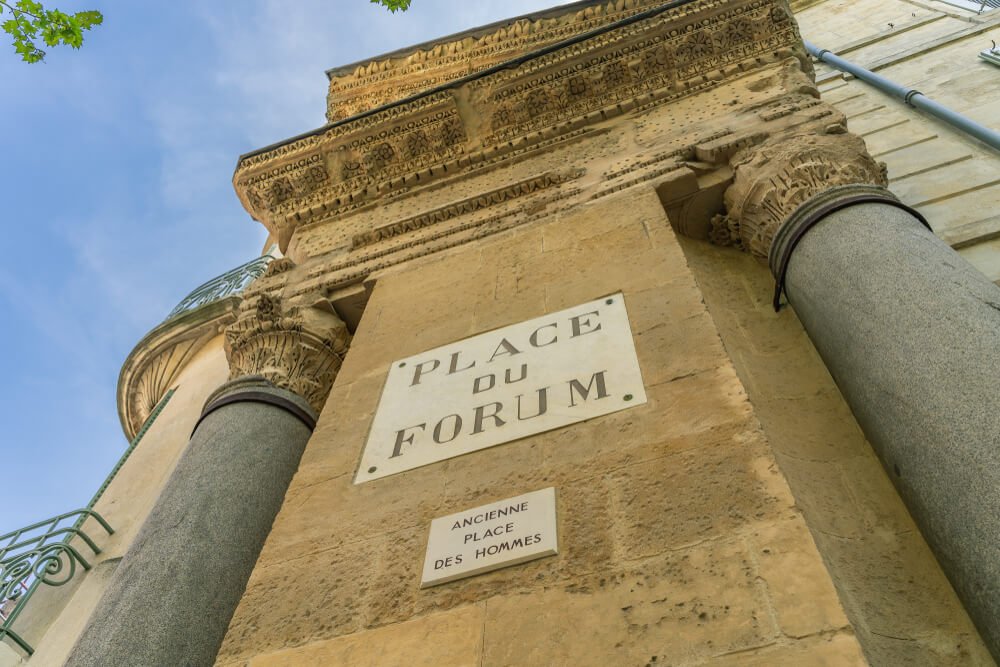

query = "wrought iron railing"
[166,253,275,319]
[0,509,114,655]
[982,41,1000,67]
[0,388,174,656]
[940,0,999,11]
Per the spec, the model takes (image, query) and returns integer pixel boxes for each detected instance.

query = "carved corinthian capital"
[721,132,888,259]
[224,273,350,414]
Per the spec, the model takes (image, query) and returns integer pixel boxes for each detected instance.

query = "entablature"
[234,0,809,256]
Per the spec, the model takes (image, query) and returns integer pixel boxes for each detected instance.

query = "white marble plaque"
[356,293,646,483]
[421,487,558,587]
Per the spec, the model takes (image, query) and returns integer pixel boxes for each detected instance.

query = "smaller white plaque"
[420,487,558,588]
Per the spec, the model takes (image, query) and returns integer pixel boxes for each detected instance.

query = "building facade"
[2,0,1000,665]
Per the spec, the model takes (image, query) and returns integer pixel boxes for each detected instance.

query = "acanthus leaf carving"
[224,263,351,414]
[722,130,888,259]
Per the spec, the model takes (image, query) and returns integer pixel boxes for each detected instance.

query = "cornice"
[116,297,241,441]
[323,0,669,122]
[232,0,806,258]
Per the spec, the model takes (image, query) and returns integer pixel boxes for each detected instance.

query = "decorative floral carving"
[340,154,363,180]
[602,61,629,89]
[267,178,295,207]
[714,18,754,49]
[567,75,590,97]
[305,165,328,186]
[224,264,350,413]
[436,118,467,148]
[363,142,397,172]
[675,31,714,64]
[770,5,792,24]
[640,45,671,76]
[526,89,552,116]
[405,130,431,159]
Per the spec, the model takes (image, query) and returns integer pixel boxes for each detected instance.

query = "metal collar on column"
[769,190,931,312]
[192,390,317,436]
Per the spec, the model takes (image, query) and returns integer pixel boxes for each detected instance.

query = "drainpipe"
[806,40,1000,152]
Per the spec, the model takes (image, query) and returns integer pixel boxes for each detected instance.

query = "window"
[937,0,999,11]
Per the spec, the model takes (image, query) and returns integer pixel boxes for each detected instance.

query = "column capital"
[224,261,350,414]
[718,131,888,259]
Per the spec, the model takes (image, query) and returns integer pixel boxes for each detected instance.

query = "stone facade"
[6,1,1000,666]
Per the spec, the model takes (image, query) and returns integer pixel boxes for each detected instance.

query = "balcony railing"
[0,509,114,656]
[166,253,275,319]
[0,389,174,656]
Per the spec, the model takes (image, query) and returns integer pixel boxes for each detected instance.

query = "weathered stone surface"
[749,518,851,638]
[607,431,796,559]
[722,130,887,258]
[216,181,858,665]
[38,0,1000,665]
[204,2,881,664]
[705,631,867,666]
[481,537,776,666]
[244,604,484,667]
[225,261,351,414]
[681,237,996,666]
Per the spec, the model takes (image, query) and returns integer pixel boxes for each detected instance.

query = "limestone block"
[481,537,776,666]
[607,430,796,560]
[705,631,867,666]
[244,603,484,667]
[749,518,851,638]
[0,643,24,667]
[766,455,868,540]
[218,537,379,665]
[680,237,995,666]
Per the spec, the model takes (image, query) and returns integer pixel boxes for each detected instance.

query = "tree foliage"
[3,0,412,63]
[372,0,412,12]
[1,0,102,62]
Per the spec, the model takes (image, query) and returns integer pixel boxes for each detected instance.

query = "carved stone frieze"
[224,264,351,413]
[233,0,806,257]
[350,169,582,250]
[324,0,669,123]
[236,92,467,251]
[722,130,887,258]
[476,0,801,145]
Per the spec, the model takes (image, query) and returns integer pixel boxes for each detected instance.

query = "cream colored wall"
[22,335,230,667]
[216,186,864,666]
[0,642,24,667]
[796,0,1000,280]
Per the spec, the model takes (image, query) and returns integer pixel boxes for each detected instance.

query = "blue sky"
[0,0,569,535]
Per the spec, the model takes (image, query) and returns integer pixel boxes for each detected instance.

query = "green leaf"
[1,0,101,62]
[371,0,412,12]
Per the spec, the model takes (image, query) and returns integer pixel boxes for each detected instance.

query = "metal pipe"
[805,40,1000,152]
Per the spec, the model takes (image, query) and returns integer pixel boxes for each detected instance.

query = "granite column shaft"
[772,189,1000,659]
[66,264,349,666]
[64,377,316,667]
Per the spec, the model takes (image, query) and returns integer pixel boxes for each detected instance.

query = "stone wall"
[798,0,1000,280]
[22,0,998,665]
[215,186,863,667]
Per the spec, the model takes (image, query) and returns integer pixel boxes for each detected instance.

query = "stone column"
[66,269,350,667]
[723,133,1000,660]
